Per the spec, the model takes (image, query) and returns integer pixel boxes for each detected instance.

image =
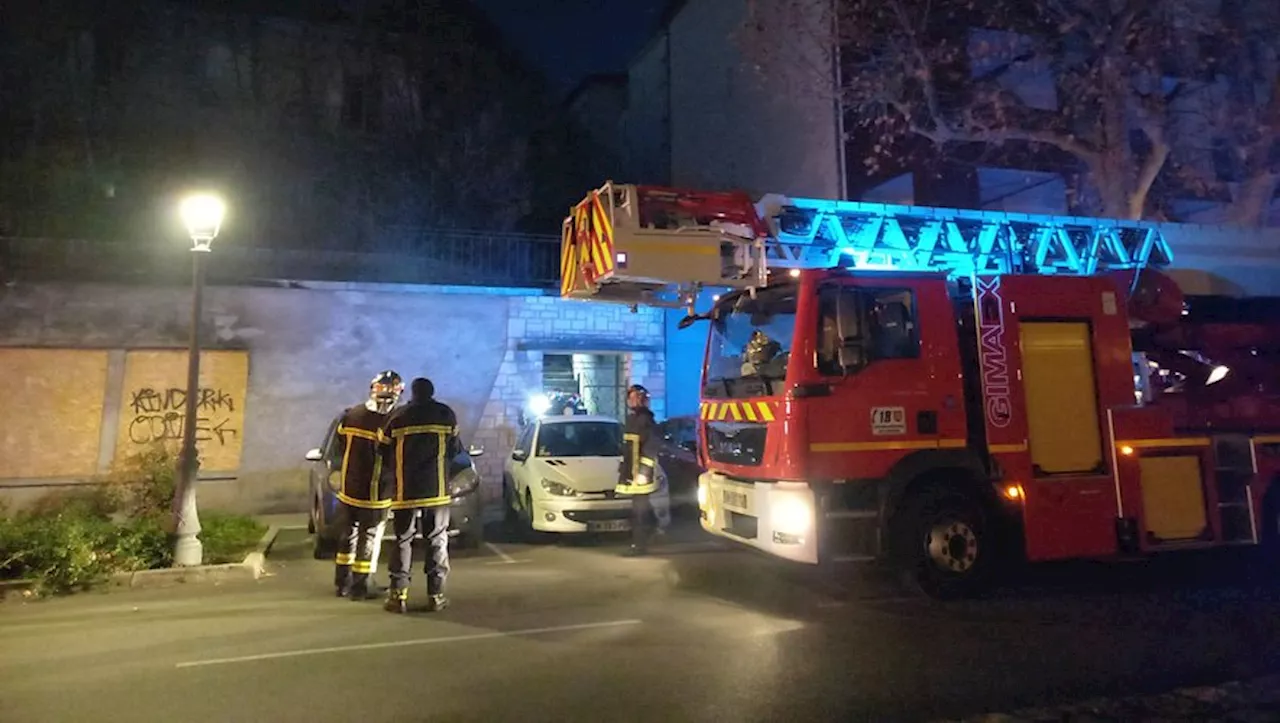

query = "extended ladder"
[560,181,1177,308]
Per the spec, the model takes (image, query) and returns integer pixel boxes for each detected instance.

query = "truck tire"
[894,488,994,600]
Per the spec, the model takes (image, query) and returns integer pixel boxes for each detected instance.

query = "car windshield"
[705,283,798,396]
[535,421,622,458]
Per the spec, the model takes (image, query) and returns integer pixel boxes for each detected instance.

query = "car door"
[508,423,538,500]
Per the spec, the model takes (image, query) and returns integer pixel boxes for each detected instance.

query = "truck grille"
[705,423,767,466]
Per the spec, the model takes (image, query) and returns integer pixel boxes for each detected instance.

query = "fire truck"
[560,181,1280,596]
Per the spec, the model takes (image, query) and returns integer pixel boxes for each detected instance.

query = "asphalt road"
[4,516,1280,723]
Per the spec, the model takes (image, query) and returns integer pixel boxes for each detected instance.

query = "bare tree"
[739,0,1280,223]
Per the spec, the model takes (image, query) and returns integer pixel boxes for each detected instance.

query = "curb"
[109,524,281,590]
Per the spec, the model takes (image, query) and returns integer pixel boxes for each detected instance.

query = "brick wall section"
[470,296,666,508]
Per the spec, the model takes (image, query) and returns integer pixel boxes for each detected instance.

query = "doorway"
[541,353,627,421]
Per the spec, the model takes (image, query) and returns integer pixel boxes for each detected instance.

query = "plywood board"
[114,350,249,473]
[0,348,109,478]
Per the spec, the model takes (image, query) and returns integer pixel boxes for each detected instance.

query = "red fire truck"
[561,181,1280,596]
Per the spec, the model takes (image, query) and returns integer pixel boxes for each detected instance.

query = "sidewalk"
[950,675,1280,722]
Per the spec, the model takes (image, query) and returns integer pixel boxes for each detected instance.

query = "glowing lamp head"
[527,393,551,417]
[1206,365,1229,386]
[180,193,226,250]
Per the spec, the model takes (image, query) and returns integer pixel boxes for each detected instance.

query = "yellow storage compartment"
[1138,455,1208,541]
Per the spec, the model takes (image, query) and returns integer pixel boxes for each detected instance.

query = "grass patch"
[201,512,267,564]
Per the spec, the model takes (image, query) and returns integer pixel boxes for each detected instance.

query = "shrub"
[0,444,263,595]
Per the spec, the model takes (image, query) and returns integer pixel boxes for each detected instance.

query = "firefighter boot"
[426,594,450,612]
[384,588,408,615]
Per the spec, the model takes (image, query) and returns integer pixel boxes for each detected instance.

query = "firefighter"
[617,383,660,556]
[380,377,462,614]
[332,370,402,600]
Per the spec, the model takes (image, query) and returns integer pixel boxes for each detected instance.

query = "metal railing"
[0,231,562,288]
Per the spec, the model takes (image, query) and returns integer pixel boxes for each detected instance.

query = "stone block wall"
[470,296,666,507]
[0,281,667,518]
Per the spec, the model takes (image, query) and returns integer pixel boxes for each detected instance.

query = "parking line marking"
[484,559,531,566]
[484,542,517,564]
[174,619,642,669]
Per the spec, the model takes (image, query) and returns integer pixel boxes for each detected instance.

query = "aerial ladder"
[557,180,1222,312]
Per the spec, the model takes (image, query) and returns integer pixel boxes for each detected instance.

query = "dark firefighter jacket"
[616,407,658,495]
[380,398,462,510]
[335,404,394,509]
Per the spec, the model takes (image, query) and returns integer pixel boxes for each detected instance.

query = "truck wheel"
[895,490,993,600]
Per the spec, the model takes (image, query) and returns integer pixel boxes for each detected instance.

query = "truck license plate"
[723,490,748,509]
[589,519,630,533]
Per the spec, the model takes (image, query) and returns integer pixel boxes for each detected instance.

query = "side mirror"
[305,448,323,462]
[468,444,485,457]
[511,449,528,462]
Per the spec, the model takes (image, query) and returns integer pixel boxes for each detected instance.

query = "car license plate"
[723,490,748,509]
[589,519,631,533]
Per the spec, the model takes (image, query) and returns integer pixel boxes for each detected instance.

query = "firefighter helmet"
[368,370,404,414]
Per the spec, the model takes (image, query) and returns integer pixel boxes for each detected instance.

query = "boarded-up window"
[0,349,109,478]
[113,350,249,473]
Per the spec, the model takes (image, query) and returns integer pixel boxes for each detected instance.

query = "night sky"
[471,0,668,96]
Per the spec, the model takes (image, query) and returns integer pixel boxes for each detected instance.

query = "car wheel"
[313,532,337,561]
[503,477,520,527]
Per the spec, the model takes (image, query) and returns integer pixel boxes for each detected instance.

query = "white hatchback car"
[503,414,668,534]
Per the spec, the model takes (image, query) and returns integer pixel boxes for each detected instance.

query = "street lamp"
[172,193,225,566]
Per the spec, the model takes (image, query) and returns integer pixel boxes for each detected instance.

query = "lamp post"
[172,193,225,566]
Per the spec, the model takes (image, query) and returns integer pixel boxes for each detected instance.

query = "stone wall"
[0,281,668,517]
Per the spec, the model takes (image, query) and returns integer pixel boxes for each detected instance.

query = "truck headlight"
[540,478,580,497]
[772,496,812,536]
[696,482,707,508]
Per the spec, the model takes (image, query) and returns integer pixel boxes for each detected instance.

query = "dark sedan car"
[655,414,703,510]
[304,416,485,560]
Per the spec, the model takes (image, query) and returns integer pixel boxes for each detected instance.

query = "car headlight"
[540,478,580,497]
[771,496,812,536]
[448,466,480,498]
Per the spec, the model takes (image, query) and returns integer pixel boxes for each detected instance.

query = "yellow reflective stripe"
[810,439,967,453]
[396,436,406,502]
[340,435,353,492]
[335,553,355,565]
[338,425,381,443]
[639,456,656,466]
[989,442,1028,453]
[615,481,657,495]
[624,433,640,480]
[352,561,375,574]
[335,492,392,509]
[436,430,447,508]
[1254,434,1280,445]
[1116,438,1211,449]
[741,403,758,422]
[756,402,775,422]
[390,495,451,510]
[390,424,456,438]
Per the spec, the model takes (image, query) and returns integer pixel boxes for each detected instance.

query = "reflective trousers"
[388,506,451,596]
[334,504,385,591]
[629,492,654,549]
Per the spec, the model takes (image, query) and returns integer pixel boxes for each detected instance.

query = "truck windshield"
[705,283,798,397]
